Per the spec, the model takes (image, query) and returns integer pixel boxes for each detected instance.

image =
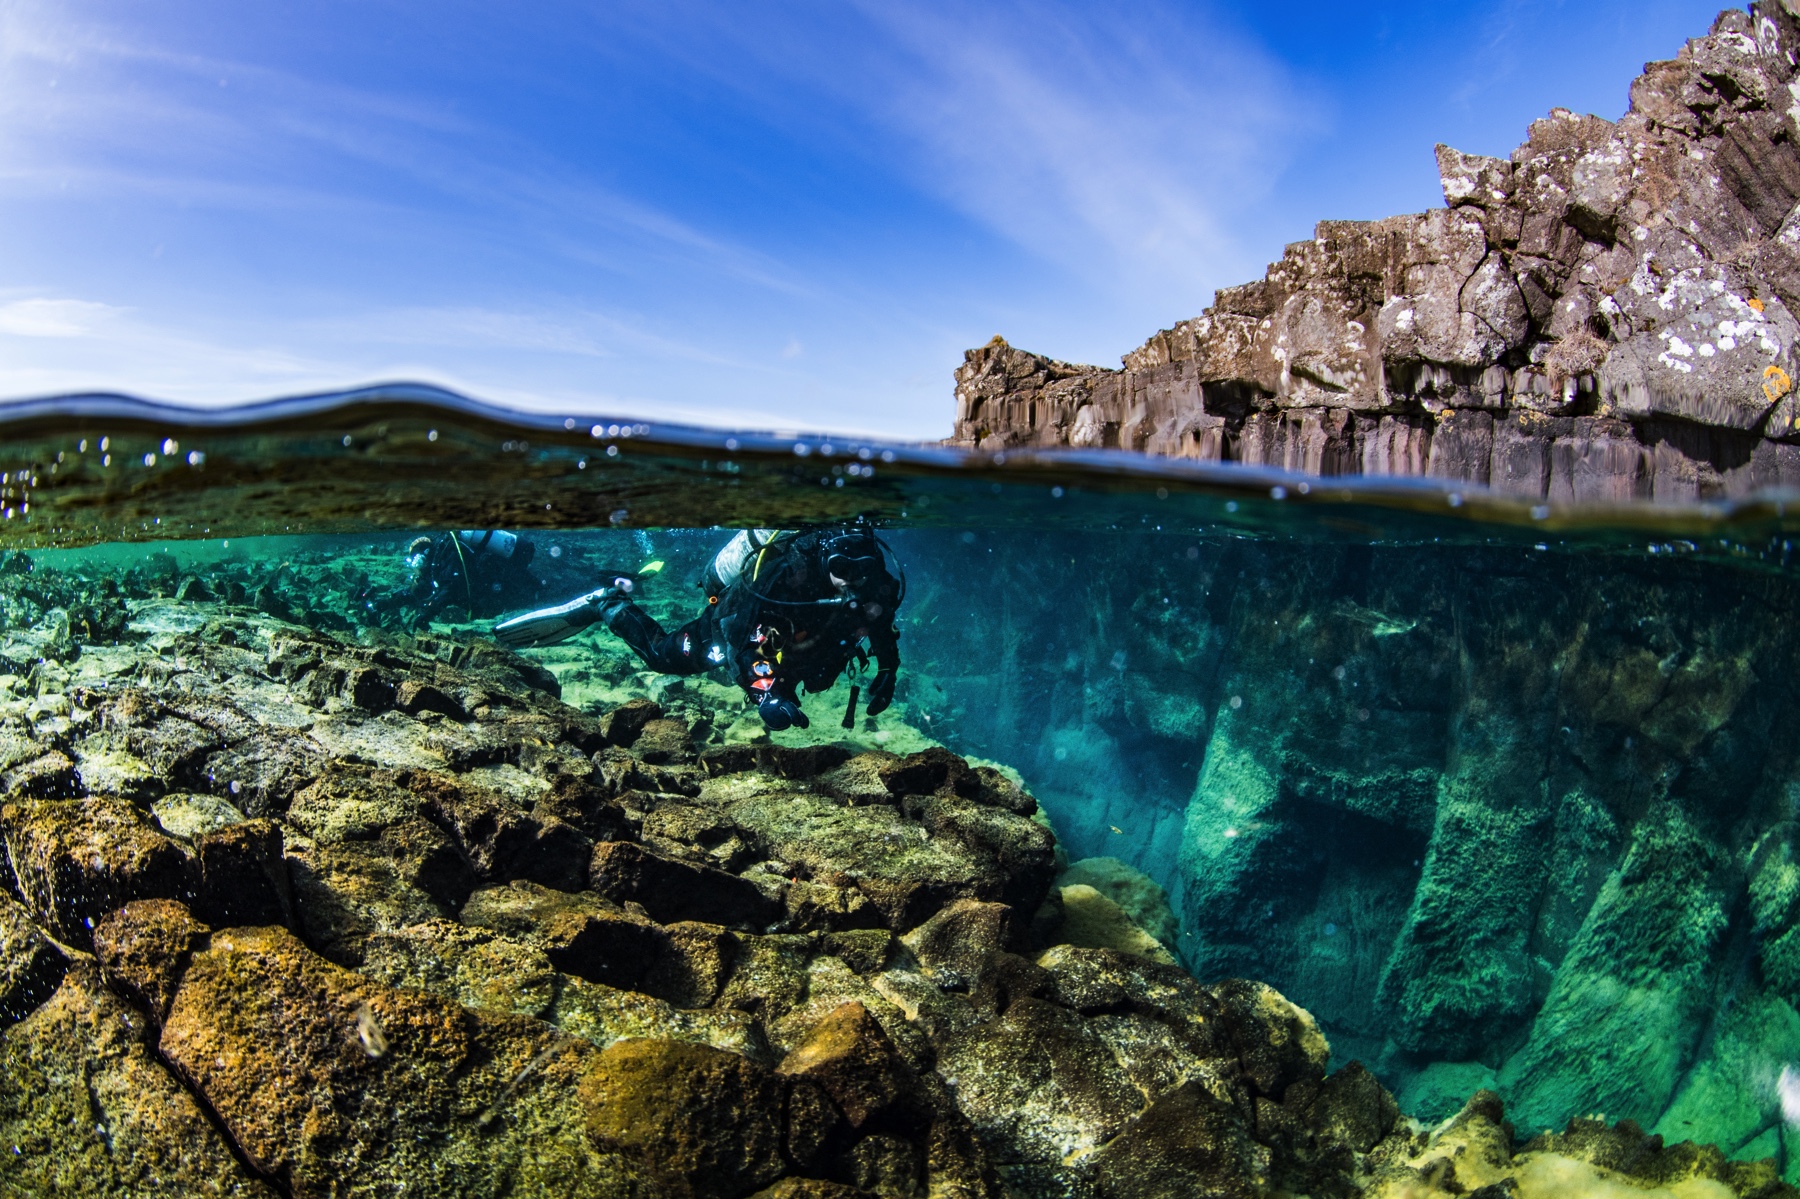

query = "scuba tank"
[456,530,518,560]
[705,529,784,598]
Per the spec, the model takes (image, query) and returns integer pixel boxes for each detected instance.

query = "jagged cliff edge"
[950,6,1800,502]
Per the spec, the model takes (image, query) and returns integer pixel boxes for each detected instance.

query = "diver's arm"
[410,581,453,627]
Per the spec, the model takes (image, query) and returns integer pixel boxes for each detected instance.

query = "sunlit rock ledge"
[951,5,1800,504]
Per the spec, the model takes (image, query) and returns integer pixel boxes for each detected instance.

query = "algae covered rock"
[1365,1089,1792,1199]
[579,1037,787,1199]
[1,796,192,949]
[0,553,1783,1199]
[0,888,65,1031]
[159,921,631,1196]
[0,965,273,1197]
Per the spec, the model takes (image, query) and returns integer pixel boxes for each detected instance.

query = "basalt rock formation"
[951,5,1800,501]
[0,547,1787,1197]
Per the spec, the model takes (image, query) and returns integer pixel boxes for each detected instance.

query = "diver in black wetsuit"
[367,530,544,630]
[495,524,902,731]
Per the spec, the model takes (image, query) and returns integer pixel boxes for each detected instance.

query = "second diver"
[494,524,902,731]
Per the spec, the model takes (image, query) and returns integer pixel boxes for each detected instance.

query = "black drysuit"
[378,530,543,628]
[604,528,901,728]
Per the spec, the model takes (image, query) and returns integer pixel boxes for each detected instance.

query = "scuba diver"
[366,529,544,630]
[495,523,902,731]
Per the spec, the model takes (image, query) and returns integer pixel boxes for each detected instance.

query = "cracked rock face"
[0,581,1788,1197]
[952,4,1800,501]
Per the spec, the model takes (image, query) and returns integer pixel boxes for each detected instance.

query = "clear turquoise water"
[6,384,1800,1160]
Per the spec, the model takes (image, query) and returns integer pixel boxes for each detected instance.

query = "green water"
[5,386,1800,1170]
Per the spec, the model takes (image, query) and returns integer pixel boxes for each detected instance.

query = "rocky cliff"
[950,5,1800,502]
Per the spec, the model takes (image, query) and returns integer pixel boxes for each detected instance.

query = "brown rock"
[286,839,447,965]
[92,899,209,1023]
[598,697,662,746]
[578,1038,787,1199]
[1212,978,1331,1102]
[461,880,707,1004]
[0,888,66,1030]
[902,898,1019,981]
[0,749,78,799]
[650,920,736,1008]
[634,716,694,763]
[394,677,466,720]
[589,839,780,930]
[1,797,192,950]
[416,772,592,891]
[750,1176,867,1199]
[0,964,273,1196]
[201,731,326,817]
[159,923,621,1194]
[777,1001,923,1131]
[947,7,1800,501]
[191,817,292,928]
[1089,1080,1272,1199]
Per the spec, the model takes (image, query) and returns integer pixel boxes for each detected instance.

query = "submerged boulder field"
[0,556,1789,1198]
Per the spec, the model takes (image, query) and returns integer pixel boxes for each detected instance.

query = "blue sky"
[0,0,1731,438]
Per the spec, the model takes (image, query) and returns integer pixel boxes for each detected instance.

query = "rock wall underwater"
[892,528,1800,1167]
[0,530,1796,1196]
[949,5,1800,500]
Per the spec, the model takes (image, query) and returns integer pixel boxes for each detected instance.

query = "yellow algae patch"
[1054,884,1178,965]
[1512,1153,1736,1199]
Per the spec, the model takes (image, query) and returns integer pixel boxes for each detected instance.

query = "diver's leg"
[605,604,711,675]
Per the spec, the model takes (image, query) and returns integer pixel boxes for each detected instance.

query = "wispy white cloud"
[617,0,1316,304]
[0,296,123,337]
[0,0,809,295]
[842,1,1307,288]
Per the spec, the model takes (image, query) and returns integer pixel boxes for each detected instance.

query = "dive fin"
[492,588,612,648]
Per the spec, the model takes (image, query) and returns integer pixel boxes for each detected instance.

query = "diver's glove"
[866,668,896,716]
[492,578,631,649]
[758,693,809,731]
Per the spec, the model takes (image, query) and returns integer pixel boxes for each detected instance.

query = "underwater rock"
[1,796,192,950]
[579,1037,788,1199]
[951,5,1800,500]
[589,838,780,930]
[91,899,209,1024]
[1057,856,1179,950]
[0,888,65,1031]
[0,964,273,1197]
[776,1000,927,1132]
[1053,883,1178,965]
[158,922,631,1196]
[1363,1089,1791,1198]
[149,791,246,839]
[0,568,1783,1197]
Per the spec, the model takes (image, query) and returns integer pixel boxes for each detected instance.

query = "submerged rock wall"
[0,546,1567,1199]
[893,528,1800,1172]
[950,5,1800,500]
